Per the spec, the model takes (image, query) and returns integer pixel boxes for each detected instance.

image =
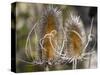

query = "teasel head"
[62,10,87,69]
[25,5,64,65]
[39,5,64,65]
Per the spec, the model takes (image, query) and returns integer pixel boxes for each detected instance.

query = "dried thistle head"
[40,5,64,64]
[60,10,96,69]
[24,5,64,65]
[65,12,87,59]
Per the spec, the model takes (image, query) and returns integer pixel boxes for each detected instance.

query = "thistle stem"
[45,65,49,71]
[88,17,94,68]
[72,59,77,69]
